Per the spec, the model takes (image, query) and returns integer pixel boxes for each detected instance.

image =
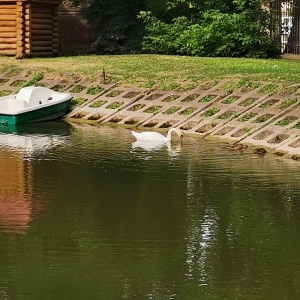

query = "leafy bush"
[83,0,281,58]
[138,12,192,55]
[139,9,281,58]
[85,0,146,54]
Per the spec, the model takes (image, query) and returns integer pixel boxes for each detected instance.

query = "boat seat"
[16,86,50,107]
[8,99,26,111]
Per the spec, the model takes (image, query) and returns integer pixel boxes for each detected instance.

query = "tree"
[139,0,281,57]
[71,0,281,57]
[82,0,147,54]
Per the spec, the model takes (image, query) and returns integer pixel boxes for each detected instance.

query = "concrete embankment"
[1,68,300,160]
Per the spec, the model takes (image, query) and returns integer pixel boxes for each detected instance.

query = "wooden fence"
[58,8,95,55]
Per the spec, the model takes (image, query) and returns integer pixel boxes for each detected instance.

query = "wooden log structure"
[0,0,61,57]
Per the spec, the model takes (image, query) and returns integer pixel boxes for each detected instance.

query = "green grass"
[89,100,107,108]
[71,84,85,93]
[204,107,220,117]
[144,105,161,114]
[238,112,256,122]
[10,80,26,87]
[239,98,257,107]
[259,100,276,109]
[277,98,298,109]
[294,122,300,129]
[253,116,270,123]
[221,97,238,104]
[0,55,300,90]
[0,90,11,96]
[164,106,181,114]
[179,107,196,115]
[87,85,103,95]
[107,101,124,109]
[201,95,214,103]
[276,118,294,126]
[71,97,87,106]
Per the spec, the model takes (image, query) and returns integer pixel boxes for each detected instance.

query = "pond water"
[0,122,300,299]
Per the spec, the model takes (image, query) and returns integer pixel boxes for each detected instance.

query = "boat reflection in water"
[0,121,72,234]
[0,121,72,157]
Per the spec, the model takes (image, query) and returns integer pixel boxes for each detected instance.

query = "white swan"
[131,127,183,142]
[132,140,167,151]
[132,140,182,155]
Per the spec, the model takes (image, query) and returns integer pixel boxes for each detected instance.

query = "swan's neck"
[166,128,175,142]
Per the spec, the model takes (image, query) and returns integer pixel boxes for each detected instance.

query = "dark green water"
[0,122,300,299]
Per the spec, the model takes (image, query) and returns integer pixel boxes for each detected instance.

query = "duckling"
[254,148,267,154]
[230,143,248,150]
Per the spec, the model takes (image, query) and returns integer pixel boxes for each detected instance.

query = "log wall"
[0,3,17,56]
[0,0,60,57]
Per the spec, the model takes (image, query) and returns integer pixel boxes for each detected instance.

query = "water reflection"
[0,122,72,234]
[0,157,32,234]
[0,124,300,299]
[132,140,182,156]
[0,122,71,158]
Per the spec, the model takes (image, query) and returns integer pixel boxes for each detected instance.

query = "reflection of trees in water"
[183,154,300,296]
[185,169,218,285]
[185,207,218,285]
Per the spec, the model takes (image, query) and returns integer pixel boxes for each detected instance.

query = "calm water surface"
[0,122,300,299]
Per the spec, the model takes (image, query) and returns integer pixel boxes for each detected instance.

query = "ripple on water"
[0,124,300,299]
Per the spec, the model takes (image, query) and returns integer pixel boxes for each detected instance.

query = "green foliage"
[75,0,280,58]
[179,107,196,115]
[107,101,124,109]
[0,90,11,96]
[89,100,107,108]
[277,98,298,109]
[85,0,147,54]
[204,107,220,117]
[138,12,191,54]
[87,85,103,95]
[144,105,162,114]
[238,112,256,122]
[201,95,214,103]
[11,80,26,87]
[139,8,280,58]
[71,84,85,93]
[164,106,181,114]
[72,97,87,106]
[276,118,293,126]
[23,72,44,87]
[221,97,238,104]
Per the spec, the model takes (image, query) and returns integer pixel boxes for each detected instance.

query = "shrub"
[139,9,280,58]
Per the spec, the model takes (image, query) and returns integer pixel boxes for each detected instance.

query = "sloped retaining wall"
[1,68,300,159]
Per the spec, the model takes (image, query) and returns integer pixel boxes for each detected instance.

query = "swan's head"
[172,128,183,140]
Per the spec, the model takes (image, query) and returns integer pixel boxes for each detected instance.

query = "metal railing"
[279,0,300,54]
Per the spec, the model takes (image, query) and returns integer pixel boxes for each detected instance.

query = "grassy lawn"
[0,54,300,90]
